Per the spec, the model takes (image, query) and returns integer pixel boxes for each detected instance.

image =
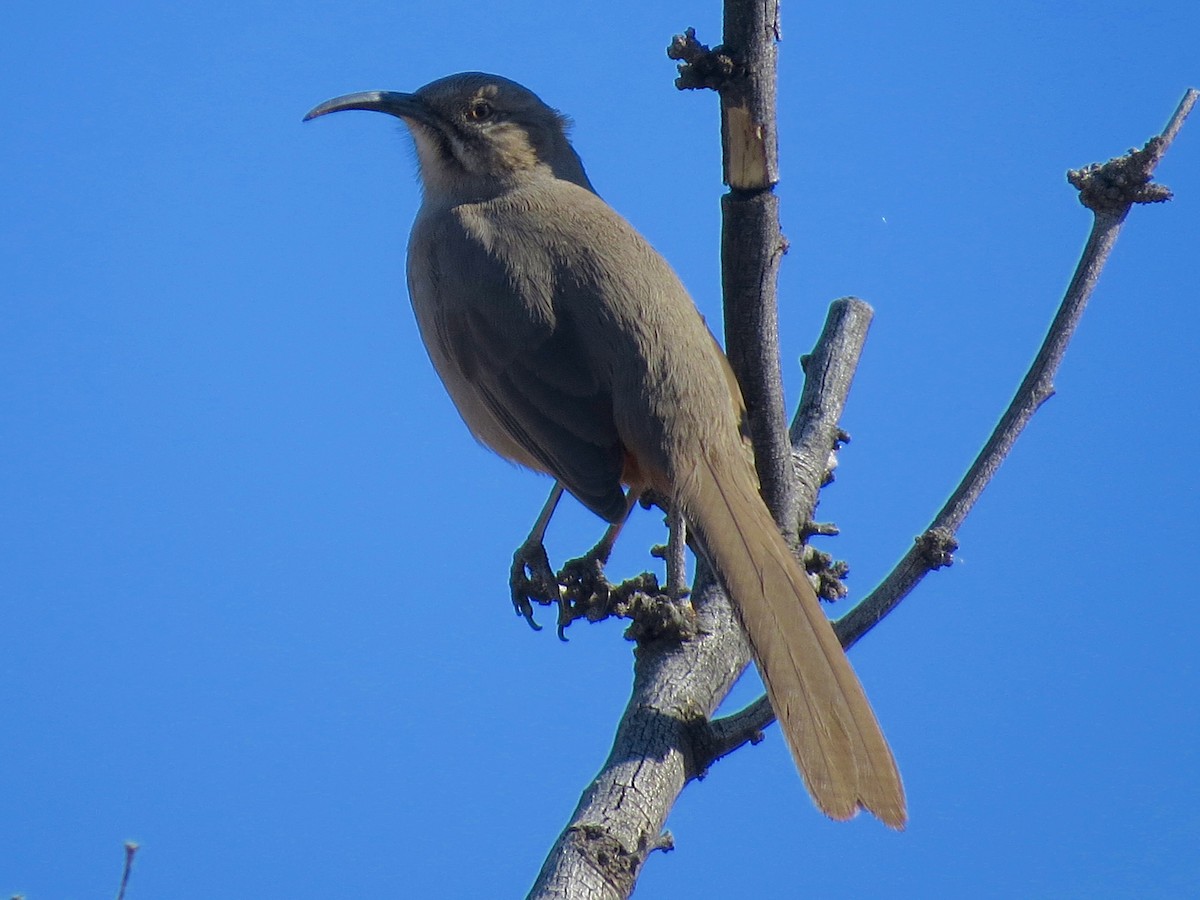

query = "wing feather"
[409,207,629,522]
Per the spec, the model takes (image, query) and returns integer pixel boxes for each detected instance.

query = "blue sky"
[3,1,1198,897]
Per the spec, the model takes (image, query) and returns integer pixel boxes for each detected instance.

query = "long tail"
[678,448,906,828]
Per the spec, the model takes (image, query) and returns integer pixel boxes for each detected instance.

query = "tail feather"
[679,449,906,828]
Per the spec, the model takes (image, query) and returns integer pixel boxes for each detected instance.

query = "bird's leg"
[510,482,565,630]
[559,496,699,643]
[587,518,625,567]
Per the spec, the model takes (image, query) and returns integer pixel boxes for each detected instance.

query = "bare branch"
[535,0,1195,889]
[115,842,139,900]
[701,88,1196,764]
[526,562,753,900]
[697,299,874,764]
[721,195,795,537]
[713,0,797,542]
[529,293,876,895]
[530,6,792,893]
[836,87,1196,650]
[789,297,874,520]
[660,505,690,599]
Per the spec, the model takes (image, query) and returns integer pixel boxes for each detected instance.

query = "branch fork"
[526,21,1196,897]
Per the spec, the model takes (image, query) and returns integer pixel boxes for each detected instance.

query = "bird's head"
[304,72,595,201]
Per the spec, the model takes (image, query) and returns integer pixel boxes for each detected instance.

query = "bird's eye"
[467,100,494,121]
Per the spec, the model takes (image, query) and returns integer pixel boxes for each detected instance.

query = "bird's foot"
[509,534,627,637]
[511,524,697,644]
[558,549,697,644]
[556,547,615,640]
[510,536,560,631]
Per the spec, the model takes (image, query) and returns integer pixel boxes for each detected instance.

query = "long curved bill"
[303,90,437,128]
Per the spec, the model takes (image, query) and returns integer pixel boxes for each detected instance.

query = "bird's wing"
[409,206,630,523]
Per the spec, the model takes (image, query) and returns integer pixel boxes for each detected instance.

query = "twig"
[528,297,872,898]
[790,298,874,520]
[531,7,800,887]
[706,88,1198,756]
[697,300,873,765]
[837,87,1195,650]
[716,0,797,541]
[663,505,689,599]
[115,842,139,900]
[668,27,739,91]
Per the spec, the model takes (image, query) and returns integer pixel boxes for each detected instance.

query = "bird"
[304,72,905,828]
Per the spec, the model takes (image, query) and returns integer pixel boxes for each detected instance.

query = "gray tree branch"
[528,0,1196,890]
[706,87,1198,758]
[530,2,791,893]
[835,86,1197,652]
[526,301,868,900]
